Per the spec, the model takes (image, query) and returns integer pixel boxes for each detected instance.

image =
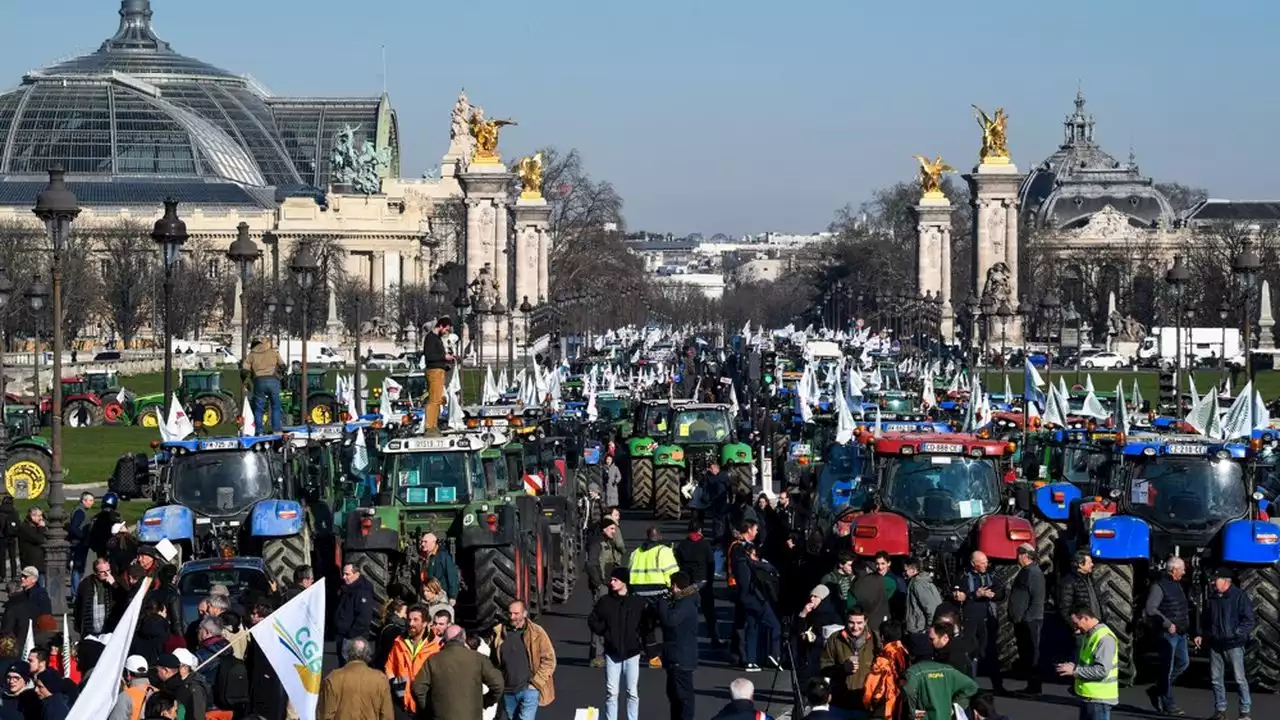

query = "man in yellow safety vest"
[1057,603,1118,720]
[629,526,679,668]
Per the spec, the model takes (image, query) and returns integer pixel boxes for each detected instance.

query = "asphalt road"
[533,509,1279,720]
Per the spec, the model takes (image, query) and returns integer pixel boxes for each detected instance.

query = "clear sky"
[2,0,1277,237]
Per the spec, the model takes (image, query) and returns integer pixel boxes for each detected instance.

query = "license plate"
[885,423,914,431]
[202,440,238,450]
[922,443,963,454]
[1165,444,1202,455]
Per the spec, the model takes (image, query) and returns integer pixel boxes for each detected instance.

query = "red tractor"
[37,377,106,428]
[850,431,1032,668]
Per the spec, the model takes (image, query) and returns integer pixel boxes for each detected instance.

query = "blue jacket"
[731,544,764,611]
[334,576,375,639]
[1201,584,1255,650]
[656,586,700,669]
[68,508,90,553]
[421,549,460,599]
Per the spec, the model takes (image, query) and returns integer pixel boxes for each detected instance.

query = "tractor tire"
[137,407,161,428]
[1034,519,1066,608]
[308,394,338,425]
[772,433,788,463]
[65,400,103,428]
[474,545,520,629]
[549,530,576,604]
[102,400,128,426]
[110,453,147,500]
[1239,565,1280,691]
[575,465,603,501]
[263,524,311,589]
[346,550,392,612]
[653,465,683,520]
[1095,562,1138,686]
[728,463,754,498]
[992,564,1021,674]
[630,458,653,509]
[4,448,50,500]
[195,397,231,428]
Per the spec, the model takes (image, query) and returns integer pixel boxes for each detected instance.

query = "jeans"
[1077,702,1112,720]
[1156,633,1189,709]
[69,549,87,596]
[664,666,695,720]
[424,368,446,430]
[251,377,283,432]
[604,654,639,720]
[1209,646,1251,713]
[502,687,539,720]
[744,603,781,665]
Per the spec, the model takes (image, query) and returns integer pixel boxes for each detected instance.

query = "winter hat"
[5,663,29,682]
[810,584,830,601]
[35,670,60,693]
[609,567,630,584]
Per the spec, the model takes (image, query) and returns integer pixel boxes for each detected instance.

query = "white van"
[281,340,344,369]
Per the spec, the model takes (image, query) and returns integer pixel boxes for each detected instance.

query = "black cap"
[906,633,935,662]
[1213,568,1234,581]
[154,653,180,670]
[610,567,629,584]
[601,518,617,530]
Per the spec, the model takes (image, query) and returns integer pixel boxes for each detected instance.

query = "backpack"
[214,655,250,710]
[750,559,781,607]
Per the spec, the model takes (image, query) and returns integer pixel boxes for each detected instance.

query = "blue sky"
[2,0,1277,236]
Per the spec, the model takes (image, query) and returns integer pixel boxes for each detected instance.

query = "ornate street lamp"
[1218,299,1232,378]
[979,293,996,371]
[520,296,534,363]
[31,166,80,614]
[290,242,320,423]
[26,276,48,423]
[1232,240,1261,384]
[964,293,980,369]
[997,298,1014,392]
[1040,291,1062,383]
[490,299,507,377]
[1165,255,1190,402]
[0,266,10,475]
[226,223,261,411]
[151,198,188,406]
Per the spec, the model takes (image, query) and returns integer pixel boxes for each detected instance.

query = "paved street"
[535,510,1279,720]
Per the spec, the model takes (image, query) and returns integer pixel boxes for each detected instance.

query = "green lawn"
[44,366,488,486]
[977,368,1280,401]
[16,497,149,525]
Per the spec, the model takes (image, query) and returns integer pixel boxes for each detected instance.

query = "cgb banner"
[249,578,326,720]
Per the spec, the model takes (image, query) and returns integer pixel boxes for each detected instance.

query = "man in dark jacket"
[1007,544,1045,694]
[1195,569,1255,720]
[586,519,626,666]
[410,625,502,720]
[852,562,889,635]
[587,568,646,720]
[415,532,460,602]
[1144,556,1190,715]
[656,572,700,720]
[67,492,94,596]
[74,557,119,637]
[674,520,721,646]
[334,563,375,666]
[1058,550,1104,627]
[246,603,287,720]
[1,664,40,720]
[953,551,1005,693]
[15,509,45,578]
[422,317,455,434]
[87,497,122,568]
[129,598,173,665]
[732,528,781,671]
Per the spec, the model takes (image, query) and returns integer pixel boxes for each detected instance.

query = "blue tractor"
[1085,434,1280,689]
[135,434,312,584]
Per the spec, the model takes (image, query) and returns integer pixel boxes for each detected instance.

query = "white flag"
[249,579,326,720]
[21,619,33,659]
[352,427,370,473]
[66,581,149,720]
[240,395,256,437]
[162,394,193,441]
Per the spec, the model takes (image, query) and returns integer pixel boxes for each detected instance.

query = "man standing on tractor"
[422,317,455,436]
[244,338,284,433]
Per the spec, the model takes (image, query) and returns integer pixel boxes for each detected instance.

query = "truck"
[1136,327,1241,368]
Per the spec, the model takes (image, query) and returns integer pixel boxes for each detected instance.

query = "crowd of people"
[581,473,1262,720]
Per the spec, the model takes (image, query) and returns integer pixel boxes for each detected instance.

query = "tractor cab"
[83,370,120,397]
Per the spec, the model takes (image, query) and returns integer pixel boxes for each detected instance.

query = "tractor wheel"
[263,524,312,588]
[575,465,602,501]
[4,448,49,500]
[474,545,520,629]
[1095,562,1138,686]
[308,394,338,425]
[772,434,788,462]
[728,463,754,498]
[196,397,230,428]
[102,400,128,426]
[549,530,575,604]
[65,400,103,428]
[346,550,392,613]
[629,458,653,509]
[109,453,146,500]
[137,407,161,428]
[1033,519,1066,601]
[653,465,682,520]
[992,564,1021,674]
[1239,565,1280,691]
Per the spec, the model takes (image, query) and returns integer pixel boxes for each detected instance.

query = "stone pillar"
[537,227,550,302]
[371,251,386,296]
[325,273,343,338]
[1260,280,1275,350]
[965,161,1025,346]
[230,274,245,359]
[914,195,953,340]
[459,164,514,361]
[514,197,551,345]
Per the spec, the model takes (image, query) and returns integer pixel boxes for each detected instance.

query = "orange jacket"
[863,640,909,720]
[384,635,441,712]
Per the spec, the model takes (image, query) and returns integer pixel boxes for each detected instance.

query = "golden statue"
[913,155,954,198]
[468,106,517,164]
[517,152,544,200]
[972,105,1010,164]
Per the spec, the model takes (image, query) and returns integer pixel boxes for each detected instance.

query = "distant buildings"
[623,230,830,298]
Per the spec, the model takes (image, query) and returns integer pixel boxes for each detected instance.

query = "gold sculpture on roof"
[972,105,1010,164]
[913,155,954,199]
[517,152,544,200]
[468,106,517,164]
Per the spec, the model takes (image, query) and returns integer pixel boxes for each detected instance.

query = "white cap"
[172,648,199,669]
[124,655,148,674]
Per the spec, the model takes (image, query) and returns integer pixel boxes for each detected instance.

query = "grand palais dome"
[0,0,398,207]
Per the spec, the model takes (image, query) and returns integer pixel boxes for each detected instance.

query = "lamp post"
[964,293,980,371]
[1232,240,1261,385]
[452,289,470,365]
[1040,291,1062,385]
[0,268,10,472]
[1165,255,1189,403]
[26,277,47,421]
[290,242,320,424]
[430,275,450,321]
[520,296,534,365]
[997,298,1014,393]
[31,166,80,615]
[980,293,996,376]
[491,300,508,378]
[930,293,943,364]
[1218,299,1232,381]
[150,198,188,406]
[226,223,261,412]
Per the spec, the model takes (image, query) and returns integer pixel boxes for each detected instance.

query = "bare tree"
[95,220,156,348]
[1181,222,1280,330]
[280,237,347,339]
[167,238,232,341]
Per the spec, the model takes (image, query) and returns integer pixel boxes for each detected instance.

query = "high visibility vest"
[726,540,743,588]
[1074,624,1119,702]
[124,683,152,720]
[629,544,678,587]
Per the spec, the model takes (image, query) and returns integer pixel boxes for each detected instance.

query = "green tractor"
[282,369,340,425]
[2,405,51,500]
[131,370,238,428]
[341,431,572,628]
[625,399,691,509]
[651,402,755,520]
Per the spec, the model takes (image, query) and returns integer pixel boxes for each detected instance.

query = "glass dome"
[0,0,301,187]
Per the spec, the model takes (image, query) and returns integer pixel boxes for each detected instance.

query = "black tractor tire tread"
[549,532,574,605]
[110,454,142,499]
[66,399,104,428]
[993,564,1021,674]
[347,550,392,613]
[1033,519,1065,608]
[728,463,753,499]
[1239,565,1280,691]
[653,465,682,520]
[630,458,653,509]
[475,545,520,629]
[1094,562,1137,686]
[575,465,603,503]
[263,525,312,588]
